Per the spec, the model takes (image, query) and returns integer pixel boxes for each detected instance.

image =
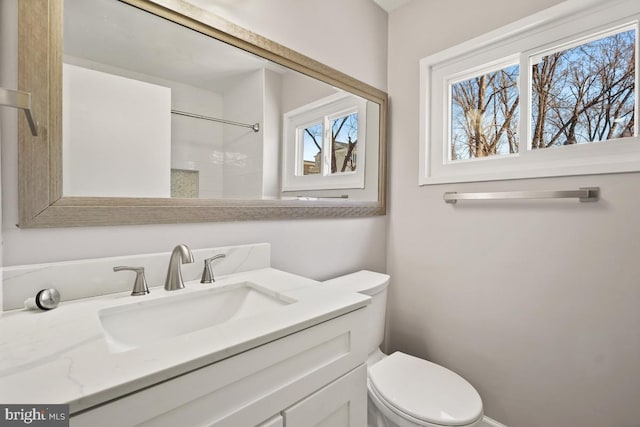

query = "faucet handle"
[201,254,226,284]
[113,266,150,296]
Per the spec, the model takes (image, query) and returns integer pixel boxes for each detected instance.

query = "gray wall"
[0,0,388,283]
[386,0,640,426]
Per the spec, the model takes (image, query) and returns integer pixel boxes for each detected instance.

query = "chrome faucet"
[164,244,194,291]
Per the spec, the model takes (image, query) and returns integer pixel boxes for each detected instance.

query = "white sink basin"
[98,281,295,352]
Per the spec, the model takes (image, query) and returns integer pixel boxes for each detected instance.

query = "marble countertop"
[0,268,369,413]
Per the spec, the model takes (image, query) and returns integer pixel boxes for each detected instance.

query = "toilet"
[323,271,484,427]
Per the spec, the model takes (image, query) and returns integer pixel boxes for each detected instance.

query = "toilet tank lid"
[322,270,389,296]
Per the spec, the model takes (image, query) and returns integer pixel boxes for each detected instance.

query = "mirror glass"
[62,0,380,202]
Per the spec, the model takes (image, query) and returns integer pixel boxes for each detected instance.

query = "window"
[420,0,639,185]
[530,28,635,148]
[283,93,367,191]
[449,62,520,161]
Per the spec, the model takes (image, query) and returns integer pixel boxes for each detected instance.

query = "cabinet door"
[256,415,283,427]
[283,364,366,427]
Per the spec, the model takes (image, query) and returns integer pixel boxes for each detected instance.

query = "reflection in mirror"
[63,0,380,201]
[18,0,386,227]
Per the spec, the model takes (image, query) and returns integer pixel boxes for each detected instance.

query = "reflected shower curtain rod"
[171,109,260,132]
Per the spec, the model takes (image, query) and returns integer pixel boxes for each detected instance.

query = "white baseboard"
[482,415,507,427]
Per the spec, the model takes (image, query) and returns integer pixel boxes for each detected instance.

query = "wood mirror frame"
[17,0,387,228]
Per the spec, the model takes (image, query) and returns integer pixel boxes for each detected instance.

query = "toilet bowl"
[322,271,484,427]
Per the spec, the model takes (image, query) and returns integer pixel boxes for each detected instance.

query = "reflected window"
[301,123,323,175]
[330,111,359,174]
[283,93,367,192]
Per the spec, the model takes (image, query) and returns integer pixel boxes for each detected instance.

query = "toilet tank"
[322,270,390,355]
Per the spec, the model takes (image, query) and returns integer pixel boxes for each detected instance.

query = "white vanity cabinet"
[70,307,368,427]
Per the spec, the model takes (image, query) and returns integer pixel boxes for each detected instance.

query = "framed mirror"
[18,0,387,227]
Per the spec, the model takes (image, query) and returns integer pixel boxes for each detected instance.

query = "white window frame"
[419,0,640,185]
[282,92,367,192]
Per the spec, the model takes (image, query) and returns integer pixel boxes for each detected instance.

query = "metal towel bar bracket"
[0,88,38,136]
[444,187,600,204]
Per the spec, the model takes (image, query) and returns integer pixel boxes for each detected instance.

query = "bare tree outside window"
[299,112,359,176]
[331,112,358,174]
[450,65,520,161]
[302,123,322,175]
[531,29,636,148]
[449,29,636,162]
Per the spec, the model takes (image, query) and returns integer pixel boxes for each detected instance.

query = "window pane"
[330,112,358,174]
[301,123,322,175]
[450,64,520,161]
[531,29,636,149]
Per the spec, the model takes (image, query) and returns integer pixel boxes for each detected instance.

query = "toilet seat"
[368,352,483,427]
